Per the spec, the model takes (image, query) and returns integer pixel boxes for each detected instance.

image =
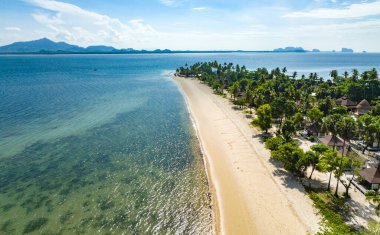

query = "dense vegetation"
[177,61,380,104]
[307,189,354,235]
[177,61,380,233]
[177,61,380,162]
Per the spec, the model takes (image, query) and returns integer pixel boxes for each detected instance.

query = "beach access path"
[174,76,320,235]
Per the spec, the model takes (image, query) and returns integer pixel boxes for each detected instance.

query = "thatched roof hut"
[356,99,372,115]
[319,135,344,148]
[336,97,357,110]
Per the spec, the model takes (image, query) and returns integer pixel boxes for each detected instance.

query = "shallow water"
[0,55,212,234]
[1,53,379,234]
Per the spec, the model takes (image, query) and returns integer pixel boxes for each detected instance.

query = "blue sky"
[1,0,380,51]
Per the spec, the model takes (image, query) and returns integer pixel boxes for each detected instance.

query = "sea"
[0,52,379,234]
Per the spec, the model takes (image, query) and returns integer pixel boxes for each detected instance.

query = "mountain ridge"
[0,38,358,54]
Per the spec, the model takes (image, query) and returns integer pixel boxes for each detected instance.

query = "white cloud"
[26,0,156,47]
[159,0,185,7]
[284,0,380,18]
[4,27,22,32]
[290,19,380,32]
[160,0,176,6]
[192,7,207,11]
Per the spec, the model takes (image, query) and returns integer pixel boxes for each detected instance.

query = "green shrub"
[307,190,354,235]
[365,190,376,197]
[265,137,284,151]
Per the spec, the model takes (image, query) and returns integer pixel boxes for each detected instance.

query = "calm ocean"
[0,53,379,234]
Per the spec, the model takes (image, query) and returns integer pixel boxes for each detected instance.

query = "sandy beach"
[174,76,321,235]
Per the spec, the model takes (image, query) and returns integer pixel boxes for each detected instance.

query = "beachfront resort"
[176,62,380,234]
[2,0,380,234]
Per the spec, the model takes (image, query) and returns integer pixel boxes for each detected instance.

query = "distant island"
[341,48,354,53]
[0,38,176,54]
[273,47,355,53]
[0,38,361,54]
[273,47,306,52]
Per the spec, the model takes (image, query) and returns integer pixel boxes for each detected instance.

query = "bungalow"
[318,135,353,156]
[337,145,352,157]
[336,97,357,112]
[360,167,380,190]
[356,99,372,115]
[319,135,344,148]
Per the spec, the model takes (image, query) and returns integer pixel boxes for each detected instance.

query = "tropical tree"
[335,116,357,196]
[292,71,297,78]
[303,144,330,180]
[331,105,348,115]
[341,158,362,197]
[284,100,297,120]
[229,81,239,100]
[307,107,324,135]
[322,114,344,149]
[245,89,254,110]
[281,119,296,142]
[318,96,334,116]
[371,103,380,116]
[311,143,330,154]
[300,93,316,114]
[271,97,287,127]
[234,98,247,109]
[330,70,339,83]
[358,114,378,153]
[254,93,265,108]
[271,143,305,175]
[343,71,349,80]
[366,190,380,215]
[298,150,320,179]
[212,81,222,93]
[252,104,272,133]
[351,69,359,82]
[292,112,304,130]
[265,136,284,151]
[318,149,338,191]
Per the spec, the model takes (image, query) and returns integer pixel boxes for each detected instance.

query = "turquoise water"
[0,53,379,234]
[0,55,212,234]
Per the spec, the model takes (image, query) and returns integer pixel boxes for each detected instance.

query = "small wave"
[160,70,175,77]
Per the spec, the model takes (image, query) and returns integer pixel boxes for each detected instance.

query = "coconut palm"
[322,114,343,149]
[334,116,357,196]
[318,149,338,191]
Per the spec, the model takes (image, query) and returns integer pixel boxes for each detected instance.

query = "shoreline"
[174,76,320,235]
[178,83,221,234]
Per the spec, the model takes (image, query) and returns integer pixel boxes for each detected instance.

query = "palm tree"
[292,71,297,79]
[351,69,359,82]
[366,190,380,215]
[334,116,357,196]
[322,114,343,149]
[304,151,320,180]
[358,114,377,153]
[330,70,338,83]
[229,82,239,100]
[318,149,338,191]
[343,71,349,80]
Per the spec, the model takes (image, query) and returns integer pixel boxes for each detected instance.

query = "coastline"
[174,76,320,235]
[179,82,221,234]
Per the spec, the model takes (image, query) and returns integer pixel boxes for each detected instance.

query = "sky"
[1,0,380,51]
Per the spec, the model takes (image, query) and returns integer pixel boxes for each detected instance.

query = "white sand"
[175,76,321,235]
